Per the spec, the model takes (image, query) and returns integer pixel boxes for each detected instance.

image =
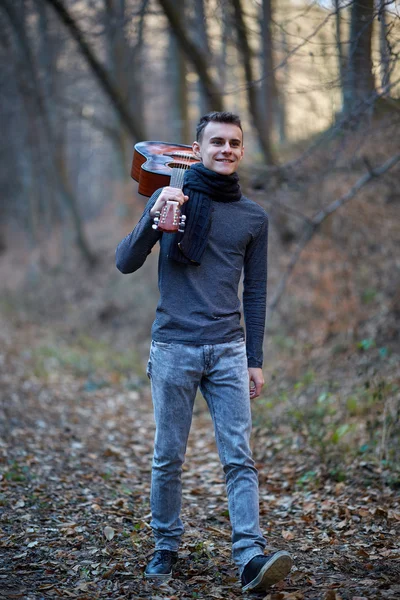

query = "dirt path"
[0,327,399,599]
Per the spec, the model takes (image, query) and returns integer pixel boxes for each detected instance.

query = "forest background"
[0,1,400,599]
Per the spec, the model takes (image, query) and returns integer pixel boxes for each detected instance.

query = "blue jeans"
[146,339,266,574]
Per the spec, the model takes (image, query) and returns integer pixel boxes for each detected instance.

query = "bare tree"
[231,0,276,164]
[157,0,224,111]
[104,0,147,176]
[45,0,146,140]
[2,0,96,265]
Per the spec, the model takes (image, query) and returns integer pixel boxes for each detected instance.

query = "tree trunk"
[0,229,6,255]
[343,0,376,116]
[36,0,96,265]
[157,0,224,111]
[2,0,96,266]
[260,0,277,146]
[169,30,190,144]
[194,0,212,116]
[334,0,350,113]
[277,26,288,144]
[231,0,276,164]
[104,0,145,178]
[379,0,391,91]
[36,0,61,234]
[218,2,229,93]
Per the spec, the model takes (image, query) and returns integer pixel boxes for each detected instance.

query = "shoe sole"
[144,571,172,580]
[242,551,293,592]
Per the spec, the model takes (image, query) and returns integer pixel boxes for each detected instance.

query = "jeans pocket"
[152,340,175,349]
[146,358,152,379]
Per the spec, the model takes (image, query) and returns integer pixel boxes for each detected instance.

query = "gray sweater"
[115,190,268,368]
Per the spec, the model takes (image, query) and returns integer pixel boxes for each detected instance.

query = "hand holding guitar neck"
[150,187,189,233]
[150,187,188,217]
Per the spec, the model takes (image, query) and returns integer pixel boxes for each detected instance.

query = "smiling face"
[192,121,244,175]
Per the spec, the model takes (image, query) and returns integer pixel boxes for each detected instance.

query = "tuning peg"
[152,211,161,229]
[178,214,187,232]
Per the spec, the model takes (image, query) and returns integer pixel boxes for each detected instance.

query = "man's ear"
[192,141,201,158]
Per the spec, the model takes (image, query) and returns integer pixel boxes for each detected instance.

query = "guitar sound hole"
[167,161,193,169]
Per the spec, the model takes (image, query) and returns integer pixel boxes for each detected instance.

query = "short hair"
[196,111,243,142]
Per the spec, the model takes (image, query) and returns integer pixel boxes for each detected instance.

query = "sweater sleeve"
[115,189,163,274]
[242,214,268,368]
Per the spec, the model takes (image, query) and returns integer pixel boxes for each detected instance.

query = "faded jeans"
[146,339,266,573]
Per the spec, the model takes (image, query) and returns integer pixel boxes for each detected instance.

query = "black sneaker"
[144,549,178,579]
[241,551,293,592]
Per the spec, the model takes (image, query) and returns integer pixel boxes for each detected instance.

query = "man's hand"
[150,186,189,218]
[248,367,264,400]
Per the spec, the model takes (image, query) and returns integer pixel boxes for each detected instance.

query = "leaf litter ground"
[0,324,399,600]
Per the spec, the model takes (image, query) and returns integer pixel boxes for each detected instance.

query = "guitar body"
[131,141,200,197]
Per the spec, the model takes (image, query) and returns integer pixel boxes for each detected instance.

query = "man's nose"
[221,143,232,152]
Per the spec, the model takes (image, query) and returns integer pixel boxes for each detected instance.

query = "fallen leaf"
[103,526,115,541]
[324,592,342,600]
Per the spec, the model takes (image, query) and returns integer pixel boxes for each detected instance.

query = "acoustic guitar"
[131,141,201,232]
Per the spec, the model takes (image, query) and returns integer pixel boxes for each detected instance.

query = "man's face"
[192,122,244,175]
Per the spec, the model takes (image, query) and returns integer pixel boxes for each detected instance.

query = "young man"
[115,112,292,592]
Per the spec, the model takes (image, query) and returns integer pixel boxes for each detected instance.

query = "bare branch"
[225,4,336,96]
[269,152,400,312]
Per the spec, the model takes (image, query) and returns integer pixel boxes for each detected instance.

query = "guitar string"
[173,149,192,191]
[177,151,189,190]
